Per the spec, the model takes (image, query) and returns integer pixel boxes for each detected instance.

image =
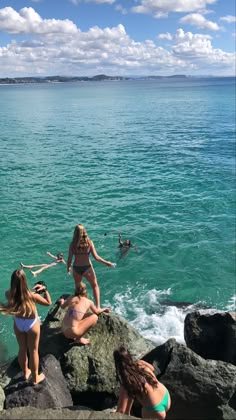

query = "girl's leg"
[30,262,56,277]
[14,323,31,380]
[21,263,48,269]
[72,270,83,286]
[73,313,98,345]
[84,267,100,309]
[26,319,45,385]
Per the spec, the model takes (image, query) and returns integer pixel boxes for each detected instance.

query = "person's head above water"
[124,239,131,246]
[57,253,64,260]
[72,224,90,249]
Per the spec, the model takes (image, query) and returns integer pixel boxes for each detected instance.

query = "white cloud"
[0,7,235,77]
[220,15,236,24]
[180,13,221,30]
[157,32,173,40]
[115,4,128,15]
[131,0,217,17]
[0,7,78,34]
[173,28,234,69]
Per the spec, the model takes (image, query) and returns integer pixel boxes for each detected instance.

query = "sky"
[0,0,235,77]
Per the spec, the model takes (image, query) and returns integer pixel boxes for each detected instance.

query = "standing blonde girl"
[0,269,52,385]
[67,224,116,308]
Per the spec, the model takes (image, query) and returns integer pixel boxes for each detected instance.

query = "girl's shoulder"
[137,360,155,375]
[80,296,90,303]
[70,295,79,303]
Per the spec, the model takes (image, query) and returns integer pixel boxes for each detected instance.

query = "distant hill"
[0,75,129,84]
[0,74,233,84]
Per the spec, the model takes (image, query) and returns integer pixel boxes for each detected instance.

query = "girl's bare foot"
[24,368,31,381]
[75,337,91,345]
[32,372,45,385]
[30,270,37,277]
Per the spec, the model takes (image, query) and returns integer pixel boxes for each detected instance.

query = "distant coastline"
[0,74,234,85]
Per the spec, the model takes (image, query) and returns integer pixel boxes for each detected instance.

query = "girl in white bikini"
[58,282,111,345]
[67,224,116,309]
[0,269,52,385]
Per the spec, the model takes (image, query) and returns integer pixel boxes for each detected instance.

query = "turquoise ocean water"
[0,77,235,361]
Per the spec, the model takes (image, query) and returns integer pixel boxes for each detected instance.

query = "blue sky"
[0,0,235,77]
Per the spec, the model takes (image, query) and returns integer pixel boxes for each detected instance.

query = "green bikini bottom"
[143,389,170,412]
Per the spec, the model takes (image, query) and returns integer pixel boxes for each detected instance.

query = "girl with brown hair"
[113,346,171,419]
[0,269,52,385]
[67,224,116,309]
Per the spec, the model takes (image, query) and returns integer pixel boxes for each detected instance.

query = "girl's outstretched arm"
[67,243,73,274]
[46,251,57,260]
[32,290,52,306]
[89,300,111,315]
[90,241,116,267]
[118,234,123,247]
[115,385,134,415]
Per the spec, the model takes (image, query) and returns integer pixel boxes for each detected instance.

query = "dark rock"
[0,406,138,419]
[39,302,154,409]
[0,357,21,389]
[144,339,236,420]
[4,354,73,409]
[184,311,236,365]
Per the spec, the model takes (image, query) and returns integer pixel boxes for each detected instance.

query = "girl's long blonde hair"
[71,224,91,251]
[74,282,88,299]
[0,269,36,317]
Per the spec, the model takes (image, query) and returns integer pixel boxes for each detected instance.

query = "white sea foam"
[110,287,232,347]
[130,305,186,345]
[226,295,236,312]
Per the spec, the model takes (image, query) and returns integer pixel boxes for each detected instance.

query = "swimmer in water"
[21,252,66,277]
[118,234,139,259]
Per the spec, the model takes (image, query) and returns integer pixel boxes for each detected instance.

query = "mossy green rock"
[39,300,154,400]
[0,386,4,411]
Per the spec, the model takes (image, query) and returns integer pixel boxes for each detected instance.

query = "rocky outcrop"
[184,311,236,365]
[143,338,236,420]
[4,354,73,409]
[0,407,137,419]
[1,306,236,420]
[0,386,4,411]
[39,300,155,409]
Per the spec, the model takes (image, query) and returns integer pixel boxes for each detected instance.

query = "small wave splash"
[226,295,236,312]
[107,288,234,346]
